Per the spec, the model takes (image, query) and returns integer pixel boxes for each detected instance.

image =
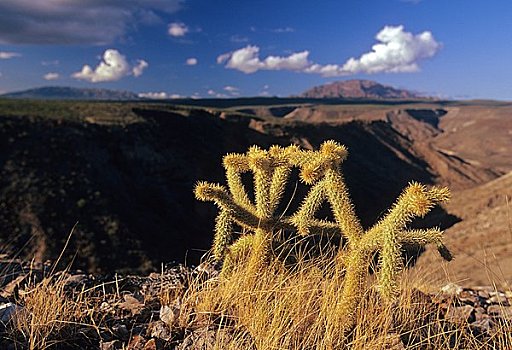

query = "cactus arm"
[377,224,403,302]
[194,182,263,231]
[223,153,254,212]
[290,179,328,235]
[269,164,292,215]
[324,169,364,246]
[212,210,234,261]
[398,228,453,261]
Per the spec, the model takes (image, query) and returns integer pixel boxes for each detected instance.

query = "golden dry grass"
[168,249,512,350]
[10,275,86,349]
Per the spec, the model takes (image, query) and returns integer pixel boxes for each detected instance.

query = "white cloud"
[218,26,440,77]
[43,72,59,81]
[218,45,310,74]
[0,0,183,45]
[224,86,240,96]
[272,27,295,33]
[41,60,59,66]
[185,57,198,65]
[0,51,21,59]
[72,49,147,83]
[139,92,166,99]
[338,25,440,74]
[132,59,148,77]
[168,22,189,37]
[224,86,238,92]
[230,35,249,43]
[207,89,228,98]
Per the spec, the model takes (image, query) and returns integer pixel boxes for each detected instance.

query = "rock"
[0,275,26,298]
[487,305,512,319]
[160,302,181,327]
[477,290,490,299]
[488,293,508,305]
[445,305,475,324]
[112,323,130,341]
[441,283,463,295]
[126,335,147,349]
[63,273,88,287]
[0,302,20,324]
[457,290,478,306]
[120,294,145,316]
[470,318,496,335]
[100,340,122,350]
[148,320,172,341]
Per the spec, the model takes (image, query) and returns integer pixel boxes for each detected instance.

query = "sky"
[0,0,511,100]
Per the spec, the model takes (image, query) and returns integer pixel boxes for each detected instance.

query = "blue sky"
[0,0,511,99]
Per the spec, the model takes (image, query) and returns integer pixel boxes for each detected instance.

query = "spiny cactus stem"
[225,167,254,211]
[268,165,292,214]
[213,210,234,261]
[378,225,403,302]
[253,168,273,218]
[247,228,273,273]
[324,169,364,247]
[291,178,328,235]
[336,248,370,327]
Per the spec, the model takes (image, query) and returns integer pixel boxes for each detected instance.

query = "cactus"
[195,141,452,327]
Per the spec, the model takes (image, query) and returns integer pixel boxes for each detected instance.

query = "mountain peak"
[300,80,423,99]
[1,86,141,101]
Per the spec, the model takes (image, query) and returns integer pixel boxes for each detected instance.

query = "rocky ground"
[1,255,512,349]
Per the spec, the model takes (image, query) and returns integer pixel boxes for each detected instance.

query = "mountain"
[300,79,424,99]
[1,86,140,101]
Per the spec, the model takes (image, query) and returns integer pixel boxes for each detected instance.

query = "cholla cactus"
[195,141,452,325]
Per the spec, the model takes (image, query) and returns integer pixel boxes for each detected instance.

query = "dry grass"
[10,275,87,349]
[168,249,512,350]
[4,246,512,349]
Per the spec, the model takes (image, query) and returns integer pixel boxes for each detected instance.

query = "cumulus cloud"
[72,49,148,83]
[0,51,21,59]
[338,25,440,74]
[43,72,60,81]
[168,22,189,37]
[218,26,440,77]
[218,45,310,74]
[224,86,239,92]
[132,60,149,77]
[0,0,183,45]
[185,57,198,65]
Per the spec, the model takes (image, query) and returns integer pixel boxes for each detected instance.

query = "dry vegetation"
[2,139,512,349]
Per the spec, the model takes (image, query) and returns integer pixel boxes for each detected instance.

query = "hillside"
[0,98,510,281]
[301,79,424,99]
[1,86,141,101]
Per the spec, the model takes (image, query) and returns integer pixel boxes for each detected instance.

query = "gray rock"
[487,305,512,319]
[445,304,475,324]
[0,302,20,324]
[160,302,181,327]
[441,283,463,295]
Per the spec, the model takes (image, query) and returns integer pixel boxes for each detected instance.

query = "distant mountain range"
[1,80,427,101]
[300,79,424,99]
[1,86,141,101]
